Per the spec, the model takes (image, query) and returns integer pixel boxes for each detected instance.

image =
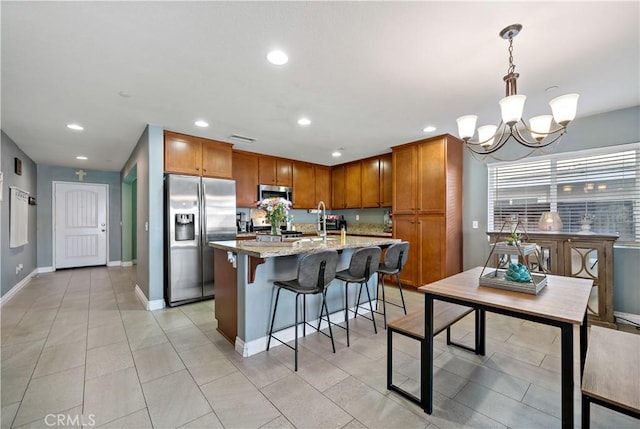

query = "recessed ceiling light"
[76,156,88,160]
[267,50,288,65]
[118,90,132,98]
[332,151,342,157]
[67,124,84,131]
[194,120,209,128]
[423,126,437,132]
[297,118,311,126]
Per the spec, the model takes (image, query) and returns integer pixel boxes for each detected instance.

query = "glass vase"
[270,222,281,235]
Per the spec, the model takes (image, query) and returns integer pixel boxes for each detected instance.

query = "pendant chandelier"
[456,24,579,158]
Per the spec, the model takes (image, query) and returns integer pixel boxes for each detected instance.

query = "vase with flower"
[257,197,292,236]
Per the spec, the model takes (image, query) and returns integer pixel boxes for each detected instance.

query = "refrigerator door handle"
[200,181,207,241]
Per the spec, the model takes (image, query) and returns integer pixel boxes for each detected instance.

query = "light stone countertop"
[235,223,392,239]
[209,235,400,258]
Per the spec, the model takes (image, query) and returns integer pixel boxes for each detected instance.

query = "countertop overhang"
[209,236,401,258]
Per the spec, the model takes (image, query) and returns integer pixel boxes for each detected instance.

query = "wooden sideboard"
[486,231,618,327]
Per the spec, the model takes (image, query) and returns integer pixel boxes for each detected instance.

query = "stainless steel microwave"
[258,184,293,202]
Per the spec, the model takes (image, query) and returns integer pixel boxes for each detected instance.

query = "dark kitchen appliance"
[323,215,347,231]
[164,174,236,307]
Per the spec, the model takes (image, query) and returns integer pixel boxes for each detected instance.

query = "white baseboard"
[121,261,133,267]
[0,268,38,307]
[614,311,640,326]
[236,303,374,357]
[107,260,121,267]
[37,266,54,274]
[134,284,166,311]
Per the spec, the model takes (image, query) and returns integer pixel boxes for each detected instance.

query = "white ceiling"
[2,1,638,171]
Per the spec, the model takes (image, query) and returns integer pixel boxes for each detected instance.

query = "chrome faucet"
[317,201,327,244]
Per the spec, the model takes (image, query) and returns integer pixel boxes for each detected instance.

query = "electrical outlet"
[472,221,479,229]
[356,215,360,221]
[145,221,149,232]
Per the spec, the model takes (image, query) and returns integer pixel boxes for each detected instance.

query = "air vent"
[230,134,255,143]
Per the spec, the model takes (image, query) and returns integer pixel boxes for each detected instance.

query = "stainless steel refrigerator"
[164,174,236,307]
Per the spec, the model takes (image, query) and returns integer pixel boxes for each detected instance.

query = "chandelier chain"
[507,35,516,75]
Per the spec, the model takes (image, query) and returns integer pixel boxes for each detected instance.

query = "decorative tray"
[479,269,547,295]
[492,242,538,256]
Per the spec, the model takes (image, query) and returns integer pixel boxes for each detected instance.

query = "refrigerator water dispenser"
[175,213,195,241]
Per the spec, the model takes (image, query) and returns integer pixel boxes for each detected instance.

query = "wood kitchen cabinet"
[361,154,393,208]
[392,134,463,287]
[486,231,617,327]
[258,156,292,187]
[380,154,392,207]
[164,130,233,178]
[345,162,362,208]
[332,166,346,209]
[292,161,316,208]
[392,145,417,214]
[232,150,259,208]
[315,166,331,209]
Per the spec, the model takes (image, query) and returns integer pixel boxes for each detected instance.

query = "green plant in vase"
[506,231,522,245]
[257,197,292,235]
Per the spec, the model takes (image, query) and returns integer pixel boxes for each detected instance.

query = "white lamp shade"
[549,93,579,126]
[538,212,563,231]
[456,115,477,140]
[529,115,553,141]
[499,95,526,125]
[478,125,498,148]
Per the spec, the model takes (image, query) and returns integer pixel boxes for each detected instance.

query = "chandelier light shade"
[456,24,579,158]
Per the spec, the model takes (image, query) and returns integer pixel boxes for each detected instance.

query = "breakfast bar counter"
[209,236,400,356]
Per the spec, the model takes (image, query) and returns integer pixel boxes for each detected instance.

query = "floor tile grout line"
[9,271,75,429]
[105,267,155,429]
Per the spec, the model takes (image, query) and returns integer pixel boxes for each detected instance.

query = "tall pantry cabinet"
[392,134,463,287]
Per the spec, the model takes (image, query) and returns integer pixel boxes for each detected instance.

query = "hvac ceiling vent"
[230,134,255,143]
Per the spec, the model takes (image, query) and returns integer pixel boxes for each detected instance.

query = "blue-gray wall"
[1,131,37,297]
[463,106,640,315]
[121,125,164,302]
[36,165,122,268]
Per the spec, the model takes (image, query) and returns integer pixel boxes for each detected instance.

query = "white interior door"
[54,182,108,269]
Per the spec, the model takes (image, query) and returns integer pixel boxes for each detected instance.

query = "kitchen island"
[209,236,400,356]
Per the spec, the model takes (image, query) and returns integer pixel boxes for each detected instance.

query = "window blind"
[488,142,640,243]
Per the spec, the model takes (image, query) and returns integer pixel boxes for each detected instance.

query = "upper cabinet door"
[417,138,446,213]
[331,166,346,209]
[292,162,315,208]
[314,166,331,209]
[233,151,259,208]
[345,162,362,208]
[164,131,202,175]
[361,157,380,208]
[276,159,292,187]
[202,139,233,179]
[392,145,417,214]
[379,154,393,207]
[258,157,277,185]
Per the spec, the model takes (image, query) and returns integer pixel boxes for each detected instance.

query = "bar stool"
[266,250,339,371]
[375,242,409,329]
[333,246,381,346]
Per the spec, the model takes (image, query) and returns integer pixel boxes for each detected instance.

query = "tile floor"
[1,266,637,428]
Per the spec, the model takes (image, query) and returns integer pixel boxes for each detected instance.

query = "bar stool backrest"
[297,250,339,292]
[384,242,410,271]
[347,246,382,280]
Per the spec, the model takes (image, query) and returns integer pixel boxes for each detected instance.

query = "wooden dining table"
[418,267,593,429]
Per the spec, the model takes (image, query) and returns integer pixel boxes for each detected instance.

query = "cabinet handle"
[196,167,200,171]
[203,169,207,172]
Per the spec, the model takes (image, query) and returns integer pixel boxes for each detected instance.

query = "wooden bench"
[386,301,485,405]
[581,326,640,428]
